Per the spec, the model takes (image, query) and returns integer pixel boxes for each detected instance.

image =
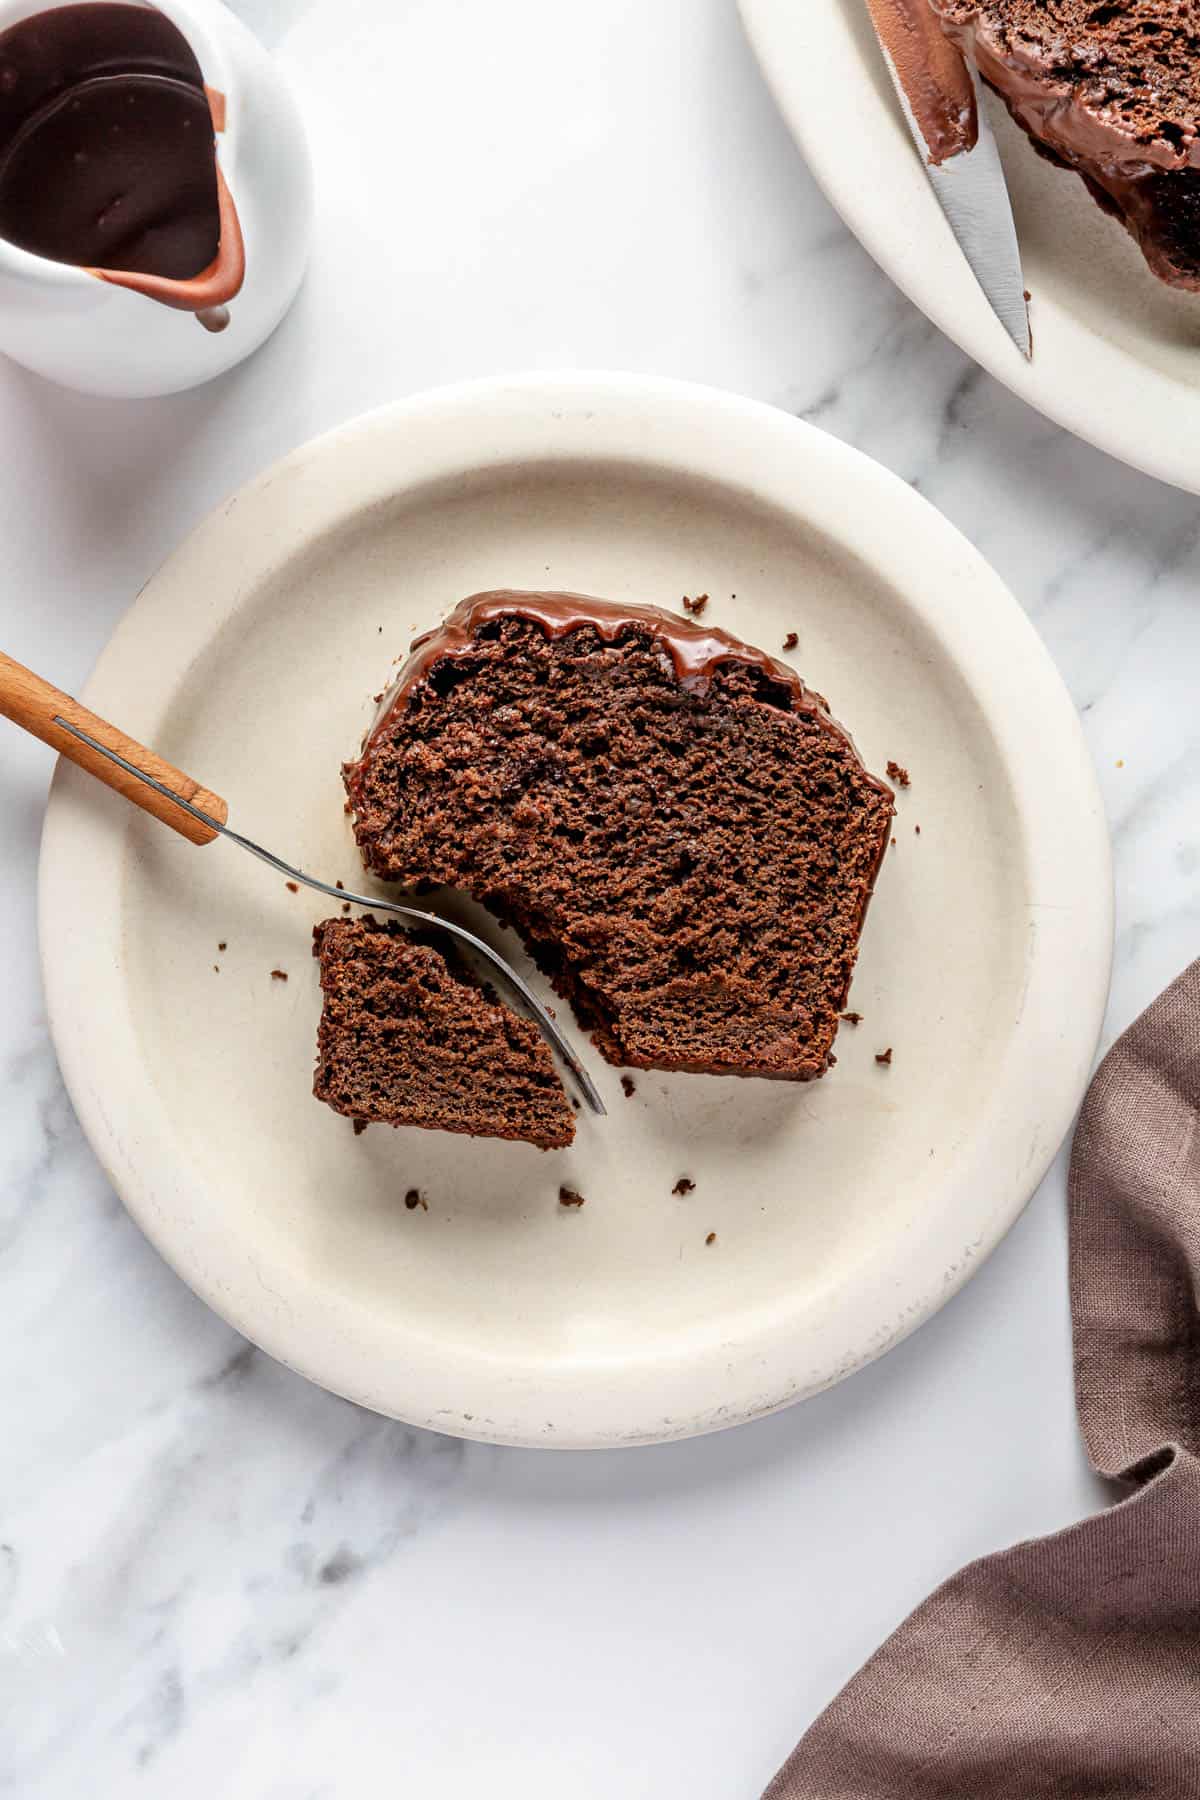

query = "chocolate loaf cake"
[312,916,575,1149]
[345,593,893,1082]
[929,1,1200,287]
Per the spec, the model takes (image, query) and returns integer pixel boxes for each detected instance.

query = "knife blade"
[865,2,1031,358]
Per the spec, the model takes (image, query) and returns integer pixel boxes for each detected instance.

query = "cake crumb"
[827,1051,837,1067]
[886,761,911,788]
[559,1186,586,1208]
[213,964,219,974]
[342,902,352,913]
[353,1119,368,1136]
[405,1187,428,1211]
[285,881,299,893]
[335,880,345,890]
[782,631,799,651]
[217,941,227,952]
[681,593,709,617]
[891,837,897,849]
[1023,288,1031,302]
[673,1176,695,1196]
[620,1074,637,1098]
[1116,759,1125,769]
[914,824,921,835]
[840,1011,862,1025]
[875,1047,893,1066]
[705,1231,717,1246]
[270,969,289,982]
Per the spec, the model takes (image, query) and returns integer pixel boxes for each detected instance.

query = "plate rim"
[738,0,1200,498]
[38,370,1113,1447]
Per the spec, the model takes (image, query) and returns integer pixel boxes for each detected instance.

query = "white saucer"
[39,372,1111,1447]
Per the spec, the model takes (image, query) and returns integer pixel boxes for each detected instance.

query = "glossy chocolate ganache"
[927,0,1200,289]
[0,3,243,315]
[357,589,882,740]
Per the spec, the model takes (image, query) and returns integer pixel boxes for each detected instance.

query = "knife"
[864,0,1031,358]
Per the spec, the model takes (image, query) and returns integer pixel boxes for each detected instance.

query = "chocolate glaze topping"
[0,4,243,309]
[928,2,1200,287]
[867,0,978,164]
[931,4,1200,176]
[351,589,892,810]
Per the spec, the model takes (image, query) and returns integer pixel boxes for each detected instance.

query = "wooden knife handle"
[0,650,228,846]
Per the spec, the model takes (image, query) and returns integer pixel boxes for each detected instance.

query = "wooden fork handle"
[0,650,228,846]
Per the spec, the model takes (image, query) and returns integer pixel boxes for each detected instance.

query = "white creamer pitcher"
[0,0,312,395]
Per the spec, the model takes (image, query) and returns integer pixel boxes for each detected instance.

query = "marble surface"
[2,1,1197,1794]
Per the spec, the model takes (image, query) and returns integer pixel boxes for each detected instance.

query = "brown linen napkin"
[766,962,1200,1798]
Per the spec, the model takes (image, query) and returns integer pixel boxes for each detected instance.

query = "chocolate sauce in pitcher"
[0,3,243,315]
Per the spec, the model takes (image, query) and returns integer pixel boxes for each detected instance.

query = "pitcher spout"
[93,159,245,315]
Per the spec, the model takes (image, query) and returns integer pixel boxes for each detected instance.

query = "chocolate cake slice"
[929,0,1200,287]
[344,593,893,1082]
[312,916,575,1149]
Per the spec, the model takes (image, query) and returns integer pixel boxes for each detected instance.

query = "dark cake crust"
[312,916,575,1149]
[929,0,1200,287]
[345,592,893,1083]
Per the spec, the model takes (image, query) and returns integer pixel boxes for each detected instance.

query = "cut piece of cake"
[312,916,575,1149]
[344,592,893,1082]
[929,0,1200,288]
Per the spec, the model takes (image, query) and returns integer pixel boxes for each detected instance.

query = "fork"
[0,650,605,1117]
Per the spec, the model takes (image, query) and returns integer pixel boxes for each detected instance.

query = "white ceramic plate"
[740,0,1200,495]
[40,373,1111,1447]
